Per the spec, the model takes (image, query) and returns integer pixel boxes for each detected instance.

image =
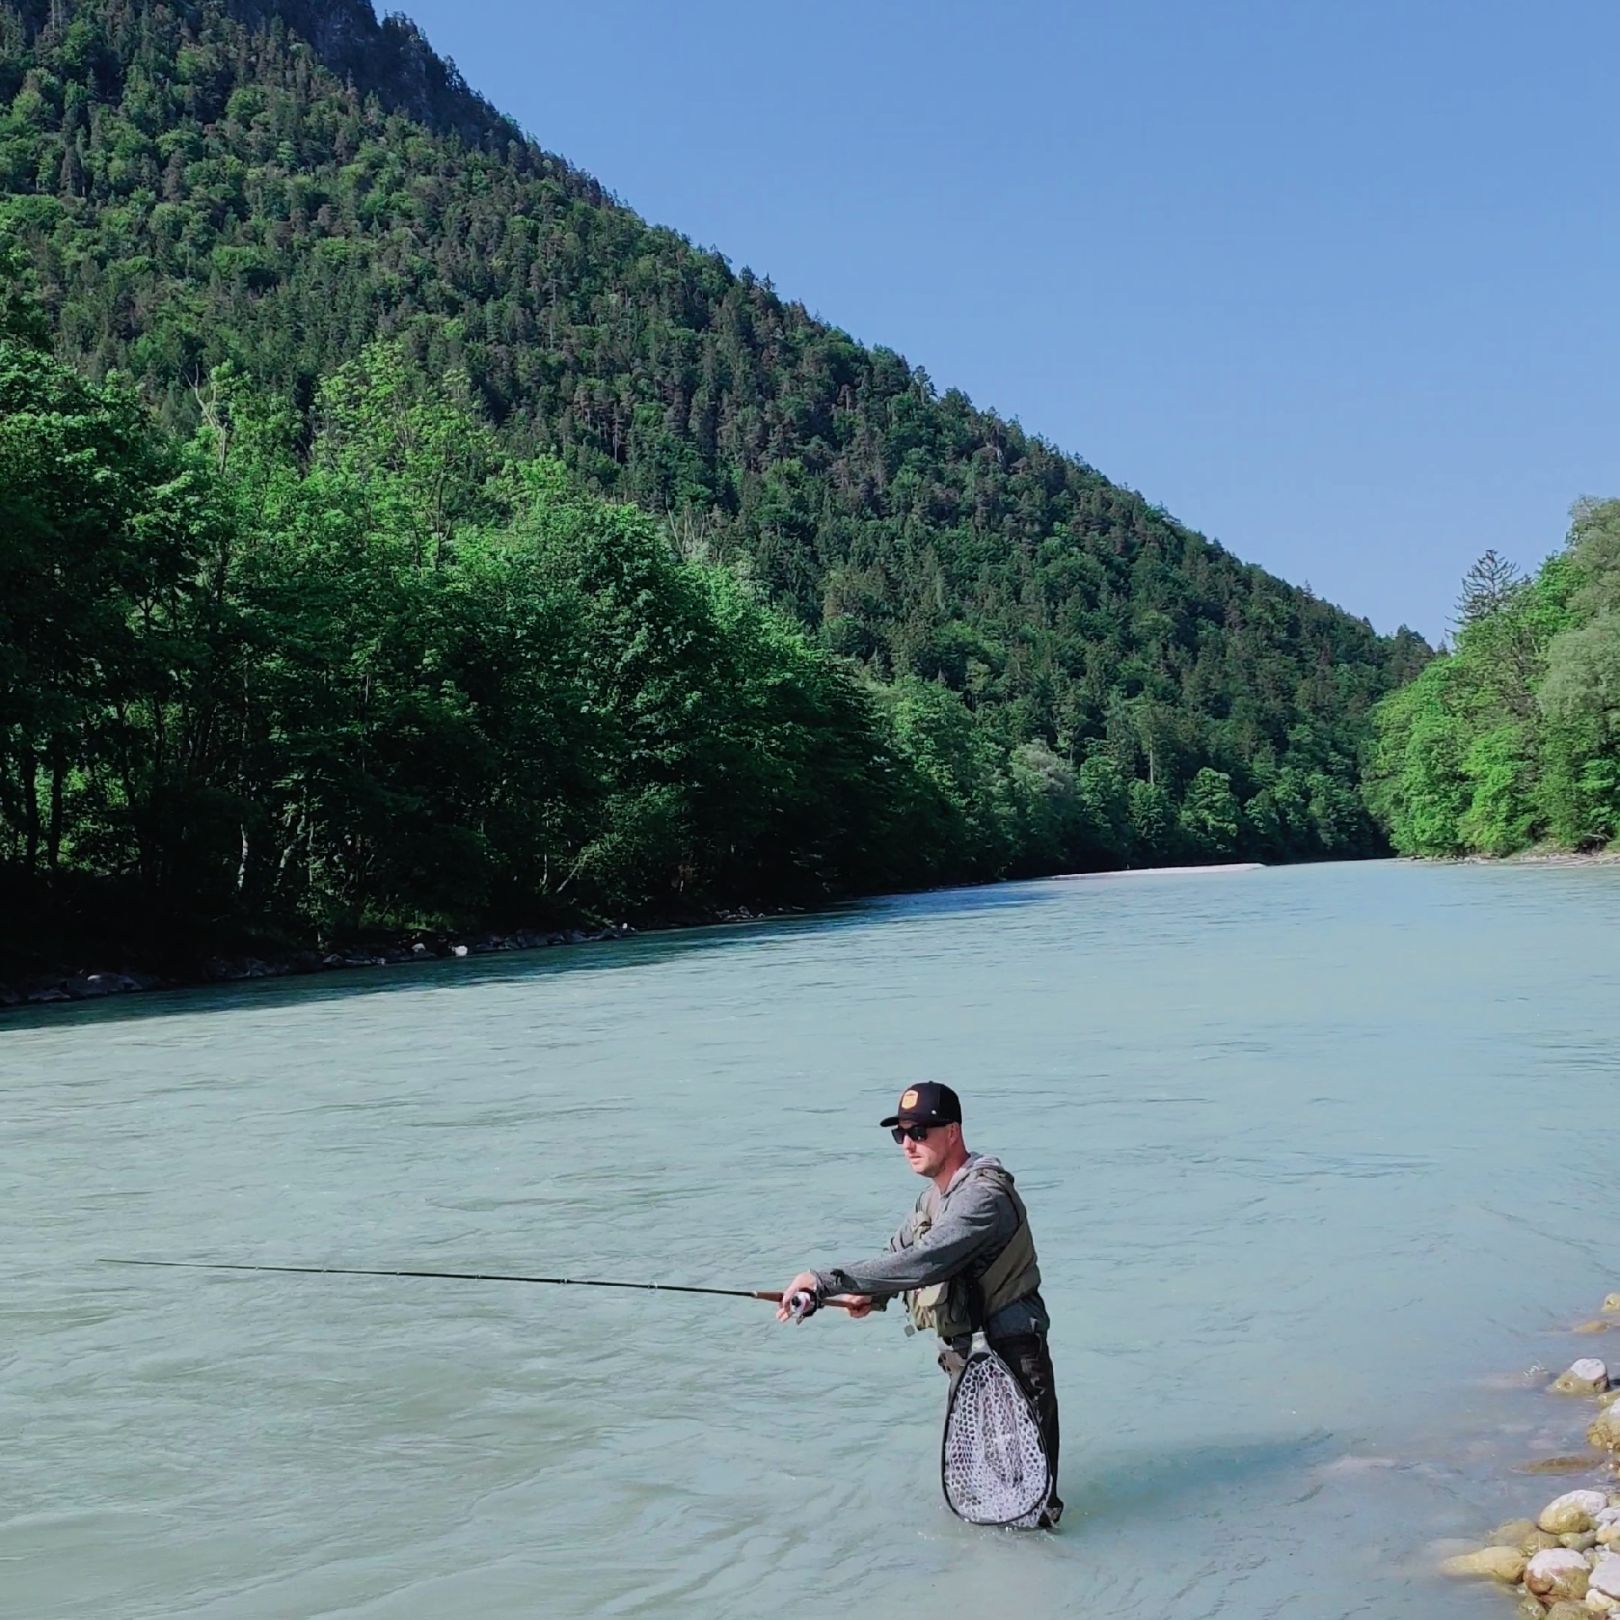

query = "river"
[5,859,1618,1619]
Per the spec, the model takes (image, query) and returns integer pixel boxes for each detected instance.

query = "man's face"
[898,1120,959,1176]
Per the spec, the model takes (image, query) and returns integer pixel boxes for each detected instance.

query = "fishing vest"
[904,1162,1041,1341]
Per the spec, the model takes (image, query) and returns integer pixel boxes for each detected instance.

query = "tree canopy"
[0,0,1443,971]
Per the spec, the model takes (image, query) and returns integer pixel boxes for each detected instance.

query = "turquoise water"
[4,860,1618,1619]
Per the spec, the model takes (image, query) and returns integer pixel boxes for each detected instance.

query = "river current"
[5,859,1618,1619]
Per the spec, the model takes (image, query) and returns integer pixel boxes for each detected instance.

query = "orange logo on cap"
[900,1088,919,1109]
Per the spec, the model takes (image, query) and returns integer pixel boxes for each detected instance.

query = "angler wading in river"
[778,1083,1063,1528]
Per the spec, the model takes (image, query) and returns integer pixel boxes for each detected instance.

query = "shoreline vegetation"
[0,326,1404,1007]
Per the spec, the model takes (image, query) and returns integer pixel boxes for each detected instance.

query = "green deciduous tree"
[1127,778,1175,865]
[1076,753,1132,867]
[1178,767,1241,860]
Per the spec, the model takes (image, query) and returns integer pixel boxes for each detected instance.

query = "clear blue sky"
[390,0,1618,641]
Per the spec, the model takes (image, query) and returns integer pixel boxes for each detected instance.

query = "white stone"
[1588,1593,1620,1615]
[1527,1548,1593,1601]
[1554,1359,1611,1395]
[1543,1492,1611,1535]
[1591,1552,1620,1600]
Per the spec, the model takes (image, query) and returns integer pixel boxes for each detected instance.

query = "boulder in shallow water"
[1526,1548,1592,1601]
[1578,1322,1614,1336]
[1590,1406,1620,1451]
[1554,1360,1611,1396]
[1548,1602,1598,1620]
[1440,1546,1528,1582]
[1602,1295,1620,1316]
[1592,1552,1620,1599]
[1543,1493,1611,1535]
[1491,1518,1541,1548]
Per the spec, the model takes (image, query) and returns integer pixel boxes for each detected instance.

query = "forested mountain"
[0,0,1433,974]
[1366,504,1620,857]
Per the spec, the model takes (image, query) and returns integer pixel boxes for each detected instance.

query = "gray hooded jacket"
[813,1153,1050,1340]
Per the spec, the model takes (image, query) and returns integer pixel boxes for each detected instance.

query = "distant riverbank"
[0,902,806,1015]
[1466,847,1620,868]
[0,861,1284,1015]
[14,850,1618,1016]
[1058,862,1266,879]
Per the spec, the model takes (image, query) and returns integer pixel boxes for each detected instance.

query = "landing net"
[940,1339,1051,1527]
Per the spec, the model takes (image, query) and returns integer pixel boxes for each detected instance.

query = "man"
[777,1082,1062,1527]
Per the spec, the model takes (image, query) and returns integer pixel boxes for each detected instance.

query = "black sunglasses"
[890,1124,934,1143]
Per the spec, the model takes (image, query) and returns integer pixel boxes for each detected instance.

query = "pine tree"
[1454,549,1524,628]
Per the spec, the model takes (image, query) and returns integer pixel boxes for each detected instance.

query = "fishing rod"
[99,1258,853,1315]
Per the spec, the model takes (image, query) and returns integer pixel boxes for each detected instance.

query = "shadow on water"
[1067,1432,1336,1525]
[0,878,1071,1035]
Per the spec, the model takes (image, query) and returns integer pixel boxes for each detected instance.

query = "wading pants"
[940,1332,1063,1526]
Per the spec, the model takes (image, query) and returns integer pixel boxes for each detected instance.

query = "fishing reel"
[785,1289,821,1322]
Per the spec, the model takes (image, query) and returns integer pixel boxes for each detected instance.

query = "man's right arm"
[776,1210,916,1321]
[811,1182,1012,1301]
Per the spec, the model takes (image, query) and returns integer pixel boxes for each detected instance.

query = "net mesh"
[941,1345,1051,1527]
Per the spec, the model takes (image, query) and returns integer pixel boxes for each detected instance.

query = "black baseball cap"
[880,1083,962,1129]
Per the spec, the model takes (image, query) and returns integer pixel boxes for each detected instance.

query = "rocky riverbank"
[1441,1292,1620,1614]
[0,903,803,1014]
[1460,849,1620,869]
